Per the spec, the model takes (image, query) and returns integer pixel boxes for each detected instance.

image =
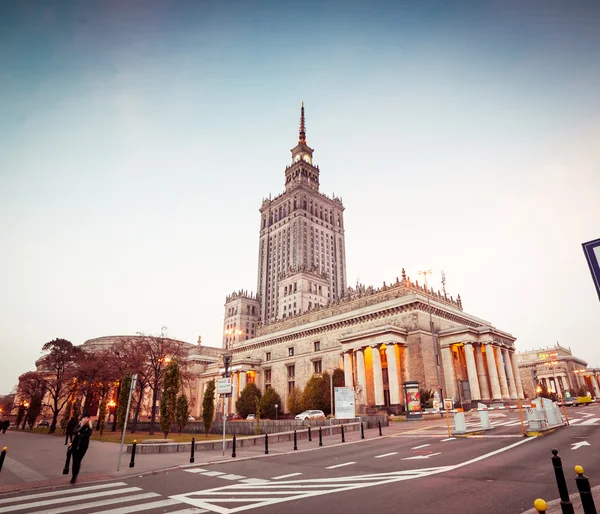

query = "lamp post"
[21,401,29,430]
[224,328,243,351]
[275,404,278,421]
[108,400,116,428]
[418,270,444,414]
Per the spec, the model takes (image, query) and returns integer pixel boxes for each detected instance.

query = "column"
[591,374,600,399]
[475,345,490,400]
[441,346,456,401]
[464,343,481,401]
[503,349,518,400]
[371,345,385,406]
[240,371,247,391]
[509,352,525,400]
[485,343,502,401]
[343,352,353,388]
[385,344,401,405]
[356,349,367,403]
[495,346,510,400]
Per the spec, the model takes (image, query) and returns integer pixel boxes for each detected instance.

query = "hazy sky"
[1,0,599,394]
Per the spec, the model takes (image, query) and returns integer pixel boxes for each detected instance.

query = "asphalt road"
[1,405,599,514]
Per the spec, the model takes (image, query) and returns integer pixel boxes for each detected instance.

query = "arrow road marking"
[402,452,441,460]
[581,413,594,418]
[571,441,591,450]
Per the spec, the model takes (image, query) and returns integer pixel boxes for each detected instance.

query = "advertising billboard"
[334,387,356,419]
[403,381,423,420]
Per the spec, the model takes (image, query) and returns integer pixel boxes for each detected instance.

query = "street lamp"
[224,328,243,350]
[108,399,116,426]
[21,401,29,430]
[418,270,444,414]
[274,403,278,421]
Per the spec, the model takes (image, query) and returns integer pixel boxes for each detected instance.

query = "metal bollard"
[534,498,548,513]
[574,465,597,514]
[232,435,237,458]
[378,421,382,436]
[265,433,269,455]
[361,422,365,440]
[308,425,312,442]
[129,440,137,468]
[341,424,345,443]
[62,444,72,474]
[293,430,297,451]
[319,427,323,447]
[550,449,574,514]
[0,447,7,473]
[190,437,195,464]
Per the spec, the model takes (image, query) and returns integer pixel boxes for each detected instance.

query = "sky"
[1,0,599,395]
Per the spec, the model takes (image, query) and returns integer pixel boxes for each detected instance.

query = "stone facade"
[517,344,600,399]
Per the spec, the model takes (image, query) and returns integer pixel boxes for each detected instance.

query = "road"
[1,405,599,514]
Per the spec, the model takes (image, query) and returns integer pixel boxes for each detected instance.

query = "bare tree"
[37,339,79,433]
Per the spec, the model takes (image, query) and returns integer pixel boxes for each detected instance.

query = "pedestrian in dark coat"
[1,420,9,433]
[65,417,77,445]
[70,415,92,484]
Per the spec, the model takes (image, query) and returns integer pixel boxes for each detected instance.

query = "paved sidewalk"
[522,486,600,513]
[0,419,437,493]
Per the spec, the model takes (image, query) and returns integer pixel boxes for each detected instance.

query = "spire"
[299,101,306,143]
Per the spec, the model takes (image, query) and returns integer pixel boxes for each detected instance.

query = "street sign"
[217,378,232,395]
[334,387,355,419]
[582,237,600,301]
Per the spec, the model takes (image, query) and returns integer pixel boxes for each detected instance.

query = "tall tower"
[257,104,347,323]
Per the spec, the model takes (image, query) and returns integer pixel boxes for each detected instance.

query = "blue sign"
[582,238,600,301]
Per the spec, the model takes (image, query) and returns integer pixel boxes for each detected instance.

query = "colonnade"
[343,343,405,408]
[441,342,524,402]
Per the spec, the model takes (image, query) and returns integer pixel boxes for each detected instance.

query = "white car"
[295,410,326,420]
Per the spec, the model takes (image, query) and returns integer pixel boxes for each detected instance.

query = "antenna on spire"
[441,270,447,296]
[299,101,306,143]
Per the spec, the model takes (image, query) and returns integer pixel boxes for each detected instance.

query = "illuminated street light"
[224,328,243,351]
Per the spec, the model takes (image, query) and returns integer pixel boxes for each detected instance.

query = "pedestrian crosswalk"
[0,482,208,514]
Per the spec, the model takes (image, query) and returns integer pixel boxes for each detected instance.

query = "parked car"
[230,413,243,421]
[295,410,326,420]
[37,420,50,427]
[246,414,256,420]
[558,397,576,407]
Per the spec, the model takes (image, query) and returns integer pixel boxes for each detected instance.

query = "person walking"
[65,417,77,445]
[1,419,9,433]
[70,414,92,485]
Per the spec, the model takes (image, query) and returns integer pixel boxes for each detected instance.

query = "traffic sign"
[217,378,232,395]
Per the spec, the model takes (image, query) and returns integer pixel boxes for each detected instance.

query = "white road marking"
[402,452,441,460]
[411,444,431,449]
[374,452,398,459]
[0,487,143,513]
[568,418,583,424]
[219,474,247,481]
[202,471,226,477]
[326,462,356,469]
[581,418,600,426]
[581,413,594,418]
[90,498,182,514]
[441,437,455,442]
[13,492,157,514]
[240,478,270,484]
[0,482,129,504]
[2,457,47,483]
[171,438,535,514]
[272,473,303,480]
[185,468,209,473]
[571,441,591,450]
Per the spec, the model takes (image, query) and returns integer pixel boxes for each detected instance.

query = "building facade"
[210,105,525,415]
[517,344,600,399]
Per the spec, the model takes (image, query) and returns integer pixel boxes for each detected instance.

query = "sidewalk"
[0,418,437,493]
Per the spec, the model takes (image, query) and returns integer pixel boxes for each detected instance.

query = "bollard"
[293,430,297,451]
[378,421,382,436]
[360,422,365,440]
[319,427,323,447]
[0,447,7,473]
[190,437,195,464]
[341,424,345,443]
[265,433,269,455]
[62,444,72,475]
[574,465,597,514]
[232,435,237,458]
[308,425,312,442]
[129,440,137,468]
[550,449,574,514]
[534,498,548,513]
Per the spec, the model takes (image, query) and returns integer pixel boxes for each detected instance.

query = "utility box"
[453,411,467,434]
